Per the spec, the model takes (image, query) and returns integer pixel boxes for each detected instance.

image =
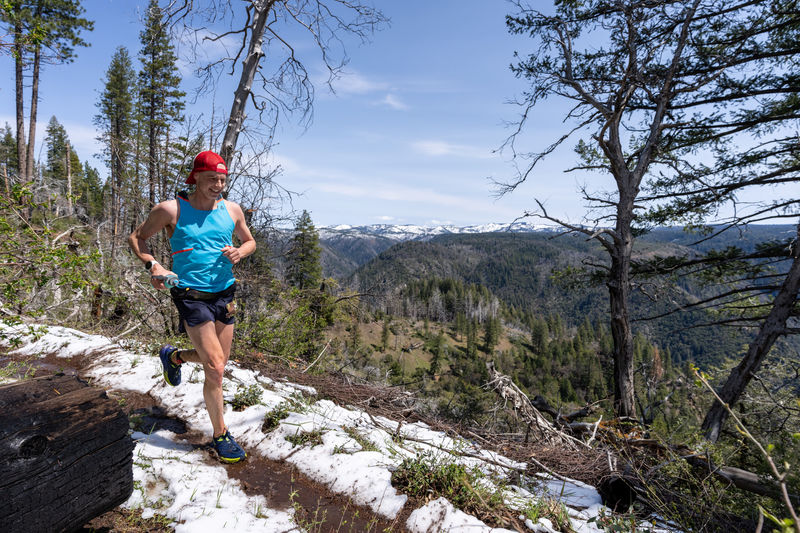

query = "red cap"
[187,151,228,184]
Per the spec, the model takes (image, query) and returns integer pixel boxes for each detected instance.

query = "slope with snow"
[0,324,670,533]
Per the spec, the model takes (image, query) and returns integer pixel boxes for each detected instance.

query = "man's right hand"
[150,264,177,290]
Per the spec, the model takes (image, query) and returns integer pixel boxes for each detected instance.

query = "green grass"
[285,428,325,447]
[230,384,263,411]
[391,453,504,517]
[262,403,291,432]
[342,426,379,452]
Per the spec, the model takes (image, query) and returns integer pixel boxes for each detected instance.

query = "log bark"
[0,374,134,533]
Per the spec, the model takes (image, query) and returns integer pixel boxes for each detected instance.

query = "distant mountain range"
[316,222,796,281]
[318,221,558,241]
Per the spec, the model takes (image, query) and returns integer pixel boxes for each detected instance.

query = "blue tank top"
[169,196,236,292]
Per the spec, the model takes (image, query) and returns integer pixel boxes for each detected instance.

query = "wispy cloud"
[412,140,494,159]
[175,28,240,77]
[379,94,408,110]
[316,182,493,212]
[330,70,389,95]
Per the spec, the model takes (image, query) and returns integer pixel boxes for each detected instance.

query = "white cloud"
[379,94,408,110]
[175,28,241,77]
[0,114,104,165]
[376,215,395,221]
[412,140,494,159]
[330,70,389,95]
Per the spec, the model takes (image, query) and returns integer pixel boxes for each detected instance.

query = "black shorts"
[170,284,236,333]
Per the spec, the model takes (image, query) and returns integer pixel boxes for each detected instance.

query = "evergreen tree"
[80,161,103,220]
[43,115,84,214]
[138,0,184,206]
[483,316,500,352]
[466,318,478,359]
[0,123,18,177]
[95,46,135,238]
[381,315,391,352]
[286,210,322,290]
[529,315,548,353]
[429,330,444,376]
[2,0,93,183]
[348,319,361,354]
[44,116,68,179]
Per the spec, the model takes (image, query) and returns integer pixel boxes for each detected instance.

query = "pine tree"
[483,316,500,352]
[381,315,391,352]
[348,318,361,354]
[530,316,548,354]
[429,330,444,376]
[95,46,135,239]
[0,123,18,179]
[44,116,68,179]
[80,161,103,221]
[43,115,85,215]
[286,210,322,290]
[2,0,92,183]
[138,0,184,206]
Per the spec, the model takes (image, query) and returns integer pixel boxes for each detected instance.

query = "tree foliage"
[138,0,184,207]
[502,0,800,420]
[286,210,323,291]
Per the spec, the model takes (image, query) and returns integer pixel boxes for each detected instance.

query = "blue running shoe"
[212,430,246,463]
[159,345,181,386]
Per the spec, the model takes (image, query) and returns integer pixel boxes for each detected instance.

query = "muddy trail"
[2,350,410,532]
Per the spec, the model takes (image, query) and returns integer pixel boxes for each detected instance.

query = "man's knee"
[204,361,225,387]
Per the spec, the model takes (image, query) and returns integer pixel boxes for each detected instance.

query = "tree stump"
[0,374,135,532]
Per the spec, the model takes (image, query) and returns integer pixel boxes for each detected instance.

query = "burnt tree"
[0,374,134,532]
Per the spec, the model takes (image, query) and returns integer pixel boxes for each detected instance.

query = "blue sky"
[0,1,605,227]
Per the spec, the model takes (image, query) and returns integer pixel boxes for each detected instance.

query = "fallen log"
[0,374,135,532]
[485,365,800,512]
[485,361,586,450]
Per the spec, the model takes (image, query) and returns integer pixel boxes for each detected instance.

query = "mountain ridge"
[318,221,558,241]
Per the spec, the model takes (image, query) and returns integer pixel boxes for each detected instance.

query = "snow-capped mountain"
[318,221,557,242]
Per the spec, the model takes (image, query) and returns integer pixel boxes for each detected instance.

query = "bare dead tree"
[163,0,387,215]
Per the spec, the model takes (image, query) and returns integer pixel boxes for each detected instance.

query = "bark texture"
[220,0,277,166]
[0,374,134,532]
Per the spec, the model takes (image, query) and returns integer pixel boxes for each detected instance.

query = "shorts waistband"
[170,282,236,301]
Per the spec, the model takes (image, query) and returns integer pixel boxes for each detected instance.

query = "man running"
[128,150,255,463]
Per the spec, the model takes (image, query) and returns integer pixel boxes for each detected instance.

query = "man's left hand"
[221,245,242,264]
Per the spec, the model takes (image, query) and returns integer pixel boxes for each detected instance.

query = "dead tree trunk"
[0,374,134,532]
[701,225,800,442]
[220,0,277,166]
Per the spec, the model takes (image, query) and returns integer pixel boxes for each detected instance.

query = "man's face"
[195,171,227,195]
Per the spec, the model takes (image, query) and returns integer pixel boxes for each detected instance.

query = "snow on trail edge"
[1,324,629,532]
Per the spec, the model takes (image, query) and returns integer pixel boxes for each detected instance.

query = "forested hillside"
[338,230,775,368]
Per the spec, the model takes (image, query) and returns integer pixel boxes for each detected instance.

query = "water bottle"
[153,274,179,288]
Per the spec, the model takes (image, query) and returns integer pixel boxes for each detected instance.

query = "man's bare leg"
[181,321,233,438]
